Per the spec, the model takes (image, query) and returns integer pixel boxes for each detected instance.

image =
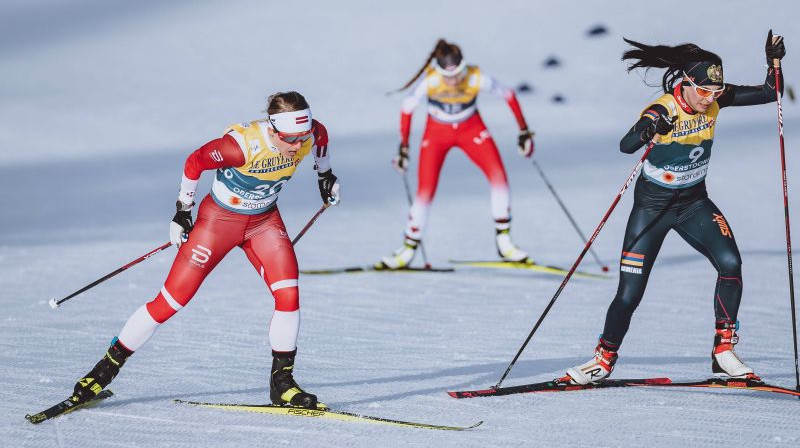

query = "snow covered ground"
[2,1,799,447]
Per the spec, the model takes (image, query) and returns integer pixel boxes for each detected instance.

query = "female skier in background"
[564,32,786,385]
[380,39,535,269]
[65,91,340,409]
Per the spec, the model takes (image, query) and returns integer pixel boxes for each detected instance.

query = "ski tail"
[448,378,671,399]
[634,377,800,397]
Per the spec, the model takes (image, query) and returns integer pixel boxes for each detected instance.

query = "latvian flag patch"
[620,252,644,274]
[295,115,309,124]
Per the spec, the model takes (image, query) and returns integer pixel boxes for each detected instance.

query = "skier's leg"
[241,209,300,354]
[406,121,452,240]
[381,119,453,268]
[120,199,241,349]
[456,115,527,261]
[565,203,672,384]
[72,198,242,403]
[675,199,754,378]
[242,208,317,408]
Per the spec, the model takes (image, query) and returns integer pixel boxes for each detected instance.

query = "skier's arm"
[399,78,428,146]
[481,72,534,156]
[312,120,340,205]
[718,31,785,108]
[480,73,529,130]
[619,104,671,154]
[716,67,783,108]
[170,134,245,246]
[178,134,246,205]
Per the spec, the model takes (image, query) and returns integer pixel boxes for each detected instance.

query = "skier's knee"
[271,279,299,312]
[716,253,742,277]
[146,286,186,323]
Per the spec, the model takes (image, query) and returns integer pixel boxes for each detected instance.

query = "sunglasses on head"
[683,73,725,99]
[271,123,314,144]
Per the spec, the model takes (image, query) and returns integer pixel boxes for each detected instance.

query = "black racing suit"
[600,67,783,349]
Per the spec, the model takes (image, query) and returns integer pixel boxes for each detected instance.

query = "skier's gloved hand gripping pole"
[393,143,432,269]
[767,30,799,396]
[493,104,678,389]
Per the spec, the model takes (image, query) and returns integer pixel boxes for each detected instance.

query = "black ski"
[635,377,800,398]
[448,377,671,399]
[26,390,114,424]
[174,399,482,431]
[301,265,454,275]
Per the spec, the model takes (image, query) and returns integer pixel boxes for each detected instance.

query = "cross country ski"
[25,390,114,424]
[448,259,610,279]
[174,399,482,431]
[301,265,454,275]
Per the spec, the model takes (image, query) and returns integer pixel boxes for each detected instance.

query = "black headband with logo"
[683,61,724,86]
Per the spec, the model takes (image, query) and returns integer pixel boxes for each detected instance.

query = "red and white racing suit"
[400,65,529,240]
[116,119,330,354]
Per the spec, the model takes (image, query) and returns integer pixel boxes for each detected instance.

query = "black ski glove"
[169,201,194,247]
[317,169,340,205]
[393,143,410,174]
[765,30,786,66]
[517,129,535,158]
[642,114,676,142]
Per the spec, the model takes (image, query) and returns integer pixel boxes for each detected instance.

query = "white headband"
[431,59,467,77]
[268,108,312,134]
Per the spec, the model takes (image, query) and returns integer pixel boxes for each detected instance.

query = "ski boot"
[270,350,320,409]
[562,340,618,385]
[377,236,418,269]
[71,339,133,405]
[495,228,531,263]
[712,321,759,380]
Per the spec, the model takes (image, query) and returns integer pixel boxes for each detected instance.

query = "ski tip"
[469,420,484,429]
[48,298,59,309]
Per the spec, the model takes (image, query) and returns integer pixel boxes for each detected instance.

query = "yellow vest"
[211,120,314,214]
[641,92,720,188]
[424,65,482,122]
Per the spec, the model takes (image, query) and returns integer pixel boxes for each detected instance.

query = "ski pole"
[494,134,663,388]
[532,160,609,272]
[771,43,800,396]
[49,242,172,309]
[292,204,329,245]
[401,174,432,269]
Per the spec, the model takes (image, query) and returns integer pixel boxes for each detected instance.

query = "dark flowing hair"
[391,39,463,93]
[621,38,722,93]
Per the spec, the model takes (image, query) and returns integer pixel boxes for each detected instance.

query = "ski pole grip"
[773,35,782,68]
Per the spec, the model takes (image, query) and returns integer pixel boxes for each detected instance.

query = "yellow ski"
[174,399,482,431]
[449,260,610,280]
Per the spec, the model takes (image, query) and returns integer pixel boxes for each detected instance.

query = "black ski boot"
[71,339,133,404]
[270,350,318,409]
